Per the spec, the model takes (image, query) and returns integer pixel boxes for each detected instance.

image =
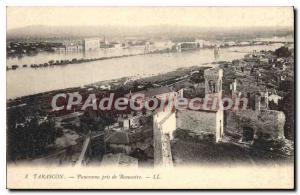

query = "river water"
[7,44,283,99]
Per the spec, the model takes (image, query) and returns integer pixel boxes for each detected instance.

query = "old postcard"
[6,7,295,189]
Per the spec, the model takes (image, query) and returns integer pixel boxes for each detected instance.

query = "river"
[7,43,284,99]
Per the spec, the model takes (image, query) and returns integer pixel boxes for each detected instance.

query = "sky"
[7,7,294,30]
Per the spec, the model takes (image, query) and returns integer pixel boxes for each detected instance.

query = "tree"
[132,81,140,91]
[274,47,291,58]
[7,115,57,161]
[190,70,205,84]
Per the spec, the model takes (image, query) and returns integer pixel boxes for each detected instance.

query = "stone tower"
[204,68,223,96]
[204,68,224,142]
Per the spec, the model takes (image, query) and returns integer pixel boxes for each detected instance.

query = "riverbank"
[7,52,146,71]
[6,42,283,71]
[7,63,215,105]
[7,43,285,99]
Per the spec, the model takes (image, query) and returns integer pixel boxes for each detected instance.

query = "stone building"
[153,67,225,167]
[226,110,285,142]
[176,109,224,142]
[178,67,224,142]
[225,75,285,142]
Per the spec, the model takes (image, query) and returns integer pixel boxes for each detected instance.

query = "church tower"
[204,68,224,142]
[204,68,223,97]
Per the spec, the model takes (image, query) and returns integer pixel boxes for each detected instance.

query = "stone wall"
[153,111,176,167]
[153,108,224,166]
[225,109,285,140]
[176,110,217,137]
[153,120,163,166]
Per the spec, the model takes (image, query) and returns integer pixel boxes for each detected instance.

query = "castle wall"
[153,111,176,167]
[156,111,176,139]
[225,110,285,140]
[153,120,163,165]
[161,134,173,166]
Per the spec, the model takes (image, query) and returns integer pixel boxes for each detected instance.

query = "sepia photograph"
[5,6,295,189]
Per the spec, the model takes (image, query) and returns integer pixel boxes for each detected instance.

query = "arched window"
[208,80,216,93]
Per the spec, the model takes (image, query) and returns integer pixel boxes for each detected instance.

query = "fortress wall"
[153,111,176,167]
[225,110,285,139]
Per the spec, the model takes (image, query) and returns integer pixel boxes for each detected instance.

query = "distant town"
[6,35,293,70]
